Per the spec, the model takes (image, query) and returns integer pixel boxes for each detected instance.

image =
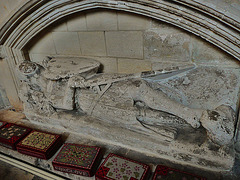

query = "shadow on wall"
[0,85,10,109]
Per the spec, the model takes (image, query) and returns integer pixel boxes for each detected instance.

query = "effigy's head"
[42,56,101,80]
[18,61,39,76]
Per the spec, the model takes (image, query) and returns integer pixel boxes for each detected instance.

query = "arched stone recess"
[0,1,239,171]
[0,0,239,107]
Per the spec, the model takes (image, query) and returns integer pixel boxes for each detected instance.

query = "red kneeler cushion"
[52,143,102,177]
[17,130,62,159]
[0,123,32,150]
[96,153,150,180]
[152,165,207,180]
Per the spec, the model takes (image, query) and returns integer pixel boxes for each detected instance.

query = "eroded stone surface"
[161,67,240,111]
[144,30,191,62]
[200,105,236,146]
[42,57,100,80]
[22,111,235,172]
[17,57,240,171]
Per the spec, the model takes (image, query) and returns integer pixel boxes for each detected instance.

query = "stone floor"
[0,109,240,180]
[0,160,45,180]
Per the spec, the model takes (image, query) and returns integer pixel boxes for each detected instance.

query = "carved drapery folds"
[0,0,240,106]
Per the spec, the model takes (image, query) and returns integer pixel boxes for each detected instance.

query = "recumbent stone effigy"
[17,56,238,171]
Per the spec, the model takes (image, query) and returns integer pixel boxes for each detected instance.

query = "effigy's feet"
[182,108,203,129]
[200,105,236,146]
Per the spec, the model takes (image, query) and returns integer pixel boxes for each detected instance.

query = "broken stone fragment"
[200,105,236,146]
[42,57,101,80]
[18,61,39,76]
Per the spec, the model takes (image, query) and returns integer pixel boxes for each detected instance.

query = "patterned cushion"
[17,130,62,159]
[0,123,32,149]
[96,153,150,180]
[52,143,102,177]
[152,165,207,180]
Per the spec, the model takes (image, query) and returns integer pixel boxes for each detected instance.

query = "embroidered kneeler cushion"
[95,153,150,180]
[152,165,207,180]
[17,130,62,159]
[52,143,102,177]
[0,123,32,150]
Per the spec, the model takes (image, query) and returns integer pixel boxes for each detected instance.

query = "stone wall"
[0,1,240,171]
[0,0,23,27]
[0,85,10,109]
[26,9,240,74]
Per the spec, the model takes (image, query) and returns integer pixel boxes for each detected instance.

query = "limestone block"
[0,0,22,24]
[90,57,117,73]
[106,31,143,59]
[0,86,10,109]
[191,36,240,67]
[42,56,100,80]
[0,0,19,13]
[86,11,117,31]
[0,5,8,24]
[150,19,184,34]
[52,32,81,55]
[117,12,151,30]
[29,53,56,63]
[0,60,20,108]
[78,32,106,56]
[28,32,56,54]
[51,22,68,32]
[67,14,87,31]
[144,30,191,62]
[118,58,151,74]
[73,56,117,73]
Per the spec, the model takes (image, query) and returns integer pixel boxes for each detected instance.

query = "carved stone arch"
[0,0,239,107]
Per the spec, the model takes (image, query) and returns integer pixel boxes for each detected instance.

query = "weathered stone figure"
[18,57,236,146]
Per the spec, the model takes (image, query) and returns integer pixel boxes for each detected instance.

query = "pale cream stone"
[76,56,118,73]
[118,12,151,30]
[150,19,184,34]
[151,62,194,71]
[0,5,9,21]
[1,0,19,12]
[191,36,240,67]
[78,32,106,56]
[93,57,118,73]
[51,22,68,32]
[0,60,20,108]
[28,32,56,54]
[0,15,8,28]
[86,11,117,31]
[0,0,21,18]
[52,32,81,55]
[67,14,87,31]
[144,30,191,62]
[29,53,56,63]
[118,58,151,74]
[106,31,143,59]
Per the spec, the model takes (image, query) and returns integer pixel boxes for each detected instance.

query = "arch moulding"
[0,0,239,107]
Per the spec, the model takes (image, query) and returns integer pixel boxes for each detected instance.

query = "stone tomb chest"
[17,56,240,171]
